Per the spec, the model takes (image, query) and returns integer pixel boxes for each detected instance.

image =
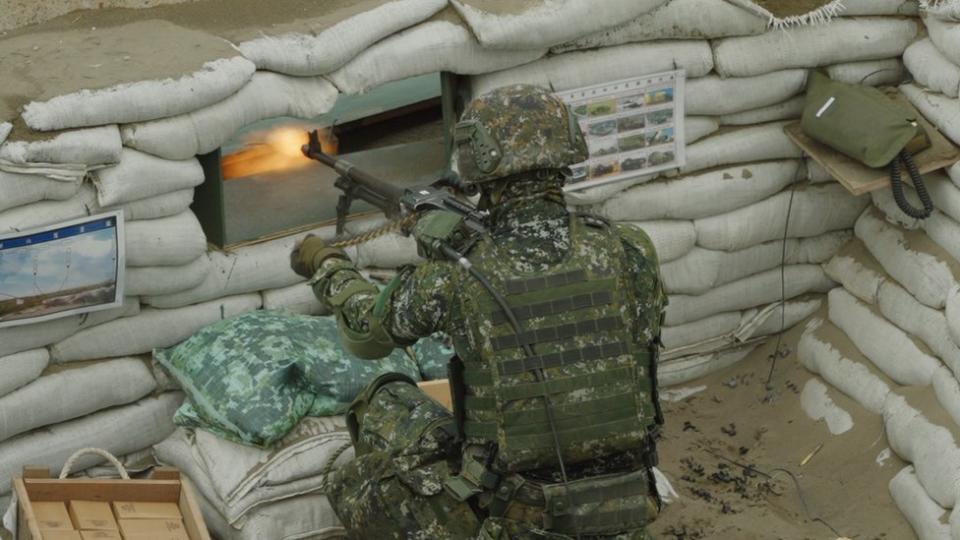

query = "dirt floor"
[649,320,913,540]
[751,0,838,18]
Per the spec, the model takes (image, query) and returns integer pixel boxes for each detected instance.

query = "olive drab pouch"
[801,71,934,219]
[541,469,658,536]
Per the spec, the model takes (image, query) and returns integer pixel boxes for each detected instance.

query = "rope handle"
[59,448,130,480]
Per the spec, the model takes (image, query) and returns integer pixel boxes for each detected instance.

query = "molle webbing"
[498,342,629,375]
[490,316,622,351]
[504,270,588,295]
[463,364,640,399]
[490,291,614,325]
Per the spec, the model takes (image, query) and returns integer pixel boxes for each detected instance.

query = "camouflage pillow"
[155,310,423,447]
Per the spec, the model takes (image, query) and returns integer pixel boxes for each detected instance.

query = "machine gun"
[301,129,486,243]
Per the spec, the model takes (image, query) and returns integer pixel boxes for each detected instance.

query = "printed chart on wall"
[0,211,125,328]
[558,70,686,190]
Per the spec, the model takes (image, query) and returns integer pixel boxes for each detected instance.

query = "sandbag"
[889,465,952,540]
[93,148,204,207]
[713,18,918,77]
[470,40,713,97]
[0,393,182,497]
[0,125,121,167]
[15,21,256,131]
[0,170,80,213]
[194,417,352,512]
[805,159,833,184]
[563,174,656,207]
[601,160,800,221]
[125,212,208,268]
[155,311,421,447]
[682,121,803,174]
[664,264,834,326]
[686,71,807,116]
[0,298,138,358]
[663,232,850,296]
[905,39,960,99]
[121,73,339,161]
[718,96,805,126]
[0,186,96,234]
[932,365,960,433]
[551,0,766,53]
[450,0,666,50]
[695,184,868,251]
[926,172,960,224]
[926,211,960,266]
[737,296,824,341]
[661,312,742,351]
[659,344,758,387]
[828,288,941,387]
[621,220,695,263]
[0,349,49,399]
[0,358,156,443]
[825,58,905,87]
[328,19,545,95]
[871,184,924,231]
[839,0,917,15]
[686,117,720,144]
[261,282,330,316]
[48,294,262,363]
[878,280,960,378]
[237,0,447,76]
[0,122,9,145]
[125,256,212,297]
[883,387,960,510]
[901,84,960,147]
[143,225,335,309]
[107,188,195,222]
[926,16,960,67]
[923,1,960,22]
[800,377,853,435]
[823,239,889,304]
[195,487,344,540]
[798,317,895,414]
[856,207,960,309]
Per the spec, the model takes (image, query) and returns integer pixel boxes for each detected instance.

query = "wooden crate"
[14,467,210,540]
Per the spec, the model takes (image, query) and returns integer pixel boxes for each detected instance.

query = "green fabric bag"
[155,310,451,447]
[801,71,922,168]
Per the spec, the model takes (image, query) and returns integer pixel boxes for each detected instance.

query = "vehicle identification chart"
[557,70,686,190]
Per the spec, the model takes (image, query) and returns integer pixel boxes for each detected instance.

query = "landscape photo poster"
[0,211,125,328]
[556,69,686,191]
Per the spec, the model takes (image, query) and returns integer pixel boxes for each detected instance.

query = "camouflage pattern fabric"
[456,84,588,185]
[314,178,666,538]
[154,310,443,447]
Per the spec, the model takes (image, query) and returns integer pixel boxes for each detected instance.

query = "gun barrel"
[301,136,405,204]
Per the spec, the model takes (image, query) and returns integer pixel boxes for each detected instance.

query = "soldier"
[291,84,667,539]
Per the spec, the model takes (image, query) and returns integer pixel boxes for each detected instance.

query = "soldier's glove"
[290,234,347,278]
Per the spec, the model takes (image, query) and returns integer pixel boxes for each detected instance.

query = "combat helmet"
[455,84,588,185]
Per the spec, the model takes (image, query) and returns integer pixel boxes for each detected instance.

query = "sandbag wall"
[793,8,960,538]
[0,0,921,535]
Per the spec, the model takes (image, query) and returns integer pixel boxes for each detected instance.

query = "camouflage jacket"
[311,196,666,361]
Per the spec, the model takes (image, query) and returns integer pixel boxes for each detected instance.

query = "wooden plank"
[784,91,960,196]
[13,479,42,540]
[23,479,180,502]
[178,478,212,540]
[151,468,181,481]
[20,468,49,480]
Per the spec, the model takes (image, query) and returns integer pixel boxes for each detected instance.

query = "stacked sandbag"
[154,417,352,537]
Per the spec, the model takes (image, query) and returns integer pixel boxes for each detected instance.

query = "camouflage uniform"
[309,86,666,539]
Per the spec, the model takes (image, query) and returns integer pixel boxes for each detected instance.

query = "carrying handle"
[59,448,130,480]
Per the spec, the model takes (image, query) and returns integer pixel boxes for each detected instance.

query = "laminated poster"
[0,211,125,328]
[558,70,686,191]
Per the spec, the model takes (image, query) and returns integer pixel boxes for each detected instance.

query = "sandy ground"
[753,0,837,18]
[649,319,913,540]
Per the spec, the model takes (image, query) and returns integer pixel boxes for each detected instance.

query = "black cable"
[764,163,802,389]
[890,151,934,219]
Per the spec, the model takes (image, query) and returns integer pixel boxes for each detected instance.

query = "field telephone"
[801,71,934,219]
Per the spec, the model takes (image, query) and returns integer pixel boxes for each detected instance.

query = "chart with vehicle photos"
[557,70,686,190]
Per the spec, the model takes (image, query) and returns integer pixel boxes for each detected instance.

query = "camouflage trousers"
[327,375,659,540]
